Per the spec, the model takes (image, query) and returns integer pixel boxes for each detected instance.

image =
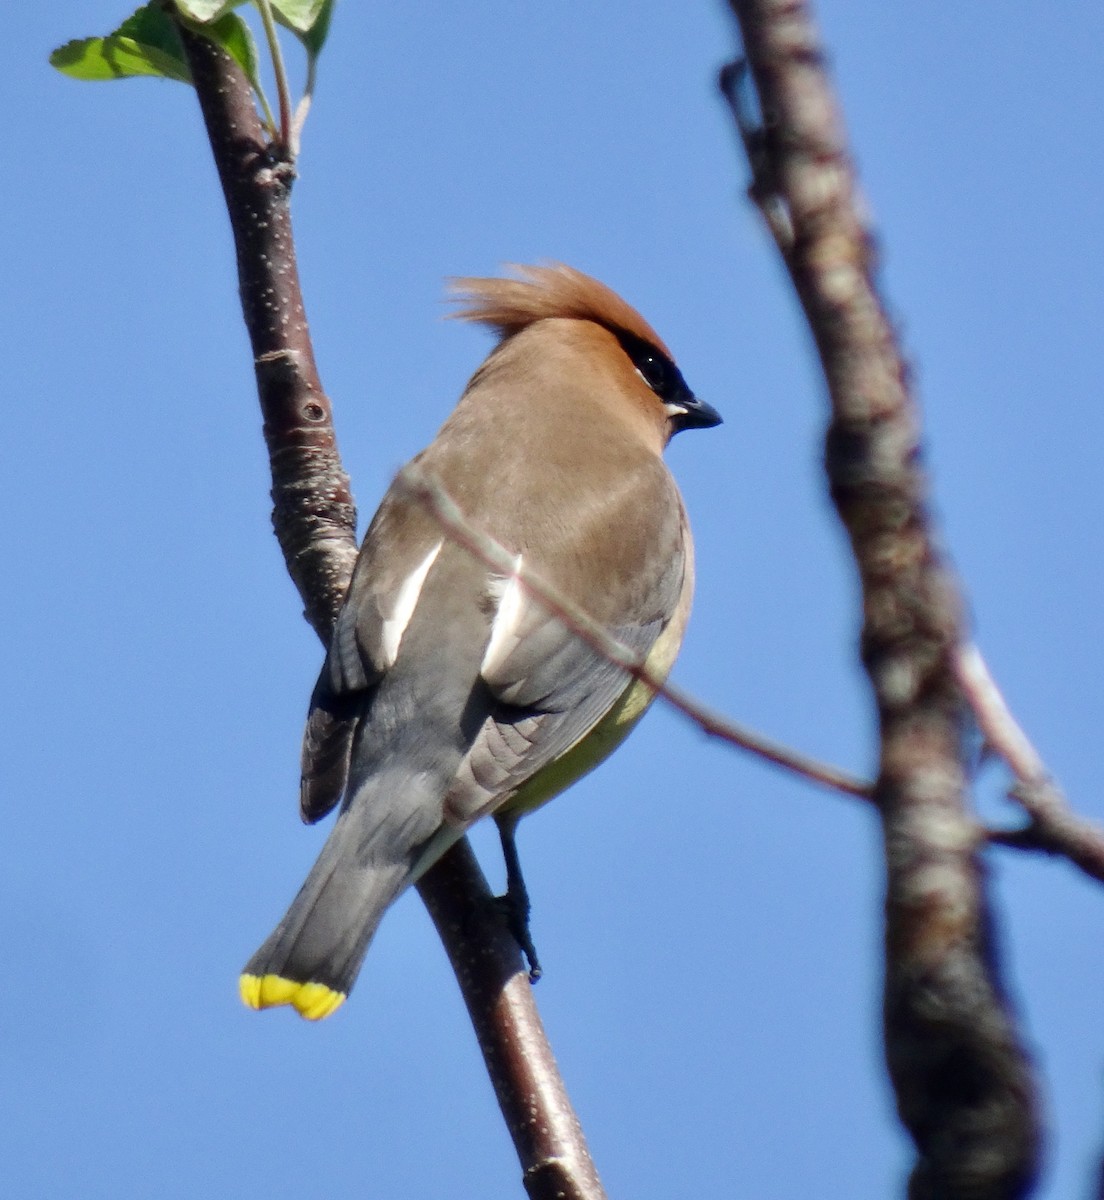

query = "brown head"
[448,263,721,452]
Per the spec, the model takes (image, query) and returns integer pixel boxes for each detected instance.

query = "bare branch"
[955,645,1104,884]
[723,3,1042,1197]
[986,798,1104,886]
[172,17,355,639]
[398,464,873,801]
[955,644,1048,783]
[171,15,606,1198]
[417,838,607,1200]
[401,464,1104,891]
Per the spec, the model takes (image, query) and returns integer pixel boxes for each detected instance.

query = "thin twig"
[986,793,1104,886]
[397,464,873,802]
[400,465,1104,880]
[955,643,1047,782]
[954,644,1104,882]
[724,3,1042,1197]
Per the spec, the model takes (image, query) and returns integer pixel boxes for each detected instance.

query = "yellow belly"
[501,613,685,818]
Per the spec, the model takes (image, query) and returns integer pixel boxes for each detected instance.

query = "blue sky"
[6,2,1104,1197]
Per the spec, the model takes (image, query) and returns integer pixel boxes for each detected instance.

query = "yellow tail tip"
[239,973,346,1021]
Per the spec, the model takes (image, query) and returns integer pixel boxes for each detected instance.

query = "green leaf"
[50,5,192,83]
[117,4,190,60]
[50,36,189,82]
[301,0,335,59]
[271,0,334,58]
[268,0,324,33]
[174,0,245,20]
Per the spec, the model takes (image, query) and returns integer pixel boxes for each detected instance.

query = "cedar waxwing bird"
[240,263,721,1020]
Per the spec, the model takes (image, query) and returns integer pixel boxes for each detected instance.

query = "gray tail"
[240,772,442,1020]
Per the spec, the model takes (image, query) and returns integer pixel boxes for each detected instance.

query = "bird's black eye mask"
[616,330,689,403]
[615,330,722,433]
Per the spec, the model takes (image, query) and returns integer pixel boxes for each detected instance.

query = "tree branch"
[418,839,607,1200]
[171,15,605,1198]
[722,5,1042,1197]
[401,465,1104,891]
[398,464,873,801]
[955,644,1104,883]
[174,18,356,638]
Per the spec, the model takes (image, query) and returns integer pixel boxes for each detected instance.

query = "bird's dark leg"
[495,811,542,982]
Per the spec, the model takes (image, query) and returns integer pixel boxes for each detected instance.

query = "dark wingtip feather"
[447,262,673,358]
[300,701,357,824]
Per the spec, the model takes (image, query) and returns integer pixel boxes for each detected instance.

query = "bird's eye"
[615,328,721,434]
[617,332,681,401]
[634,352,670,395]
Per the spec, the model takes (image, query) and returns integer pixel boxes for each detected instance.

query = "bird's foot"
[492,891,542,983]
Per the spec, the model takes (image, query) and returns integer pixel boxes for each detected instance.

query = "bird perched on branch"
[240,263,721,1019]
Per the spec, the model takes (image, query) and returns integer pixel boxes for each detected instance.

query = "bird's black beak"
[666,393,723,434]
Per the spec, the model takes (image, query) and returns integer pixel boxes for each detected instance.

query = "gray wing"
[443,534,688,824]
[302,446,689,827]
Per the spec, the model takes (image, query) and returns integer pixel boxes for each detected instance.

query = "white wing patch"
[379,541,442,667]
[480,554,525,680]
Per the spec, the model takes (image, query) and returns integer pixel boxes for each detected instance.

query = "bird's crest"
[448,263,673,359]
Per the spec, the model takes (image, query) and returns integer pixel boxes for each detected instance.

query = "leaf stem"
[255,0,293,151]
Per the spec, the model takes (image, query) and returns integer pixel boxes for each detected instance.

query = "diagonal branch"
[955,644,1104,883]
[722,5,1042,1198]
[400,467,1104,888]
[170,14,605,1199]
[398,464,873,801]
